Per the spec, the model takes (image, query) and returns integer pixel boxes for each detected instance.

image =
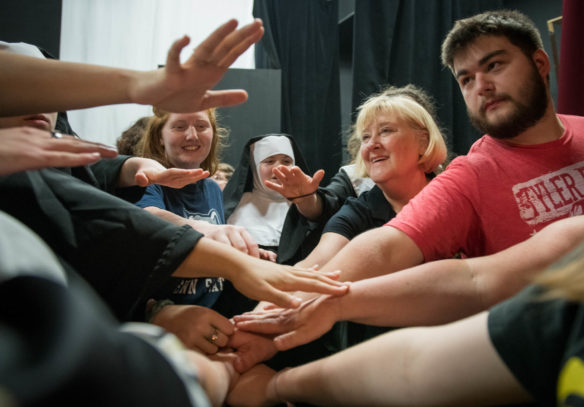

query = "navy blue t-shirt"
[136,178,225,307]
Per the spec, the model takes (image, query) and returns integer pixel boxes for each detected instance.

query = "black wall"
[215,68,282,168]
[0,0,62,58]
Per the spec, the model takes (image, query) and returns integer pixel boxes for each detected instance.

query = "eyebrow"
[455,49,507,79]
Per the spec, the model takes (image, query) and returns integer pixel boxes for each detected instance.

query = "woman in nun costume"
[223,134,310,254]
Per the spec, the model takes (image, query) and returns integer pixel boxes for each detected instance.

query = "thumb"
[135,171,150,187]
[273,328,308,351]
[260,286,300,309]
[311,169,325,186]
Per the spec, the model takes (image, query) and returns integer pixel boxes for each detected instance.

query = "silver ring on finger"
[50,131,63,139]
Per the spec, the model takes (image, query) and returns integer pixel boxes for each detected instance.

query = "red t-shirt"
[388,114,584,260]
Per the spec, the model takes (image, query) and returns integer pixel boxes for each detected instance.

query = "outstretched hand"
[233,294,340,351]
[0,127,118,176]
[227,329,278,373]
[152,304,234,355]
[135,167,209,188]
[189,221,261,258]
[264,166,325,199]
[231,260,349,310]
[131,19,264,113]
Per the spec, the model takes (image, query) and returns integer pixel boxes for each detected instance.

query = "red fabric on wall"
[557,0,584,116]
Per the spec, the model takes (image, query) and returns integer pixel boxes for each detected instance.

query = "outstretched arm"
[228,312,530,406]
[173,237,350,309]
[118,157,209,188]
[0,19,264,115]
[320,225,425,282]
[295,232,350,269]
[235,216,584,350]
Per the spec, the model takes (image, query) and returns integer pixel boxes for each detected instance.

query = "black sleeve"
[323,186,395,239]
[90,155,146,203]
[316,169,357,222]
[0,276,205,407]
[0,169,203,320]
[90,155,130,192]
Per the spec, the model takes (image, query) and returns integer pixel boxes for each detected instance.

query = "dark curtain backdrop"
[352,0,502,157]
[557,0,584,116]
[253,0,342,183]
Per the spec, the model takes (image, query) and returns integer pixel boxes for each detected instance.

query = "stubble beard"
[467,63,548,140]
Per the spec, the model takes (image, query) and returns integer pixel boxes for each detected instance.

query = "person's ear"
[532,49,550,78]
[418,131,430,157]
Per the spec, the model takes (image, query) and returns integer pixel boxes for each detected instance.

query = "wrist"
[145,298,175,322]
[325,293,346,323]
[268,368,289,404]
[286,191,316,202]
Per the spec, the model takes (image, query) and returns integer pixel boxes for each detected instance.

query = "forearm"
[0,54,135,115]
[173,237,253,280]
[296,233,349,269]
[320,226,423,282]
[293,193,322,221]
[275,312,529,406]
[334,217,584,327]
[144,206,190,227]
[333,258,487,327]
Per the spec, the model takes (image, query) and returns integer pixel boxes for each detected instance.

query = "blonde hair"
[352,86,448,178]
[137,107,228,174]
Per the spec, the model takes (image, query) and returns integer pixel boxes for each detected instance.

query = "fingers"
[259,249,277,262]
[277,269,349,295]
[233,315,290,335]
[197,325,231,354]
[194,19,239,61]
[214,315,235,337]
[258,285,301,309]
[240,228,260,258]
[211,225,259,257]
[39,151,102,168]
[214,19,265,67]
[145,168,209,188]
[311,169,325,187]
[44,135,118,158]
[166,35,191,74]
[288,277,350,296]
[264,179,285,194]
[273,329,308,351]
[199,89,249,110]
[225,227,252,255]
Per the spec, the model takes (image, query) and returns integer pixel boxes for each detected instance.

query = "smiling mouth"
[370,157,388,163]
[183,146,200,151]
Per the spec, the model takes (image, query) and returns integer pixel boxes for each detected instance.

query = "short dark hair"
[441,10,543,71]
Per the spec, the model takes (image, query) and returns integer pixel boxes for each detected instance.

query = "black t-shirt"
[323,185,395,239]
[489,284,584,406]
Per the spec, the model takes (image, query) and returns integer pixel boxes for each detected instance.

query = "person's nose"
[476,72,494,96]
[366,134,382,151]
[185,125,198,140]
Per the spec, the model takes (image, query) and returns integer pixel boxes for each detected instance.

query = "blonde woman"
[296,85,447,271]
